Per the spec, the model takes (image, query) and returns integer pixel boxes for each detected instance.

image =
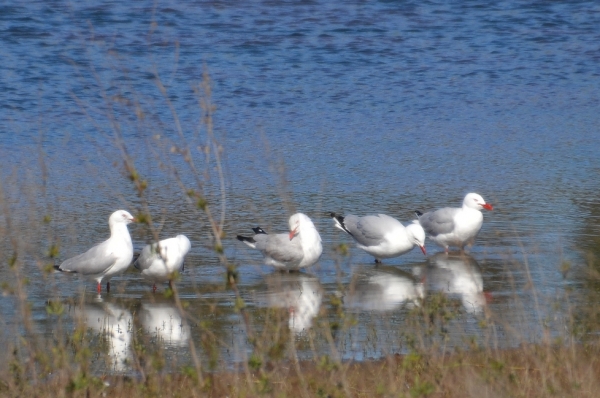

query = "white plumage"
[134,234,191,291]
[57,210,136,293]
[416,193,493,252]
[237,213,322,270]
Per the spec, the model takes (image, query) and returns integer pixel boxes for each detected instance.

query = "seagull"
[56,210,136,293]
[330,213,426,263]
[133,234,191,292]
[236,213,322,270]
[415,193,493,253]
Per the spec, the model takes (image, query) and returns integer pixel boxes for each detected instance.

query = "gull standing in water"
[415,193,493,253]
[237,213,322,270]
[56,210,136,293]
[330,212,426,263]
[134,234,191,292]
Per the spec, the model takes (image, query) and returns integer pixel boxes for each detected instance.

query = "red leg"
[97,282,102,294]
[152,283,157,293]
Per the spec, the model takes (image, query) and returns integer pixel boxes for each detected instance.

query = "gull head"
[176,234,192,254]
[463,193,493,211]
[408,221,427,255]
[288,213,312,240]
[109,210,136,226]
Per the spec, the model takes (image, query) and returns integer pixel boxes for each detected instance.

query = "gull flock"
[55,192,493,293]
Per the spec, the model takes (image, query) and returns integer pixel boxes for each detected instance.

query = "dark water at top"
[1,0,600,372]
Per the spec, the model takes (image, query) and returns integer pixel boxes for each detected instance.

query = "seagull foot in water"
[375,259,382,264]
[152,283,157,293]
[96,281,111,293]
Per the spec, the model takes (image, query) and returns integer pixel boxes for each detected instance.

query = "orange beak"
[420,245,426,255]
[289,228,297,240]
[482,203,493,211]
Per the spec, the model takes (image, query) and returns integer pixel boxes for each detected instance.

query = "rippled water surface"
[1,0,600,373]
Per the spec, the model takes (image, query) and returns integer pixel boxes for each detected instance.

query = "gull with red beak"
[415,193,493,253]
[330,212,426,264]
[237,213,322,270]
[56,210,136,293]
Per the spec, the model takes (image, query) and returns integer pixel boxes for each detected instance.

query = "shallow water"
[1,0,600,373]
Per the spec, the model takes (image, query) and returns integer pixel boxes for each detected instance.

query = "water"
[1,0,600,373]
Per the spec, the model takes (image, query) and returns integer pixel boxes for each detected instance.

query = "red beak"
[289,228,297,240]
[420,245,426,255]
[482,203,493,211]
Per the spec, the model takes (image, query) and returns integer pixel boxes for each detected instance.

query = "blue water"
[1,0,600,371]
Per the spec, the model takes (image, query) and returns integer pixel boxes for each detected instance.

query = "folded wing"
[59,242,117,275]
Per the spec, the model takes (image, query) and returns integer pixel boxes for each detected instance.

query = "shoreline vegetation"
[4,345,600,397]
[1,71,599,397]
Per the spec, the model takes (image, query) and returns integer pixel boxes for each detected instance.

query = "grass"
[1,68,599,397]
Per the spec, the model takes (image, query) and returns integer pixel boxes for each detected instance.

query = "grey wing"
[418,208,458,237]
[133,244,157,271]
[345,214,398,247]
[255,233,304,264]
[59,242,117,275]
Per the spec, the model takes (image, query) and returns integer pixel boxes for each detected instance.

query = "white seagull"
[330,212,426,263]
[56,210,136,293]
[415,193,493,253]
[133,234,191,292]
[236,213,322,270]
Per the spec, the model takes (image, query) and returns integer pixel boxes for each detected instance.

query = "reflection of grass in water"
[0,68,599,397]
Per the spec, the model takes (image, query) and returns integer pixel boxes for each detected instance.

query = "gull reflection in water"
[424,253,487,314]
[79,302,133,372]
[344,265,424,311]
[140,302,190,347]
[260,272,323,333]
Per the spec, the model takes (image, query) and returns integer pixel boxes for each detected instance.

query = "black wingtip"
[54,264,74,273]
[237,235,255,243]
[415,210,423,218]
[252,227,267,235]
[331,212,353,236]
[330,212,344,223]
[132,252,141,269]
